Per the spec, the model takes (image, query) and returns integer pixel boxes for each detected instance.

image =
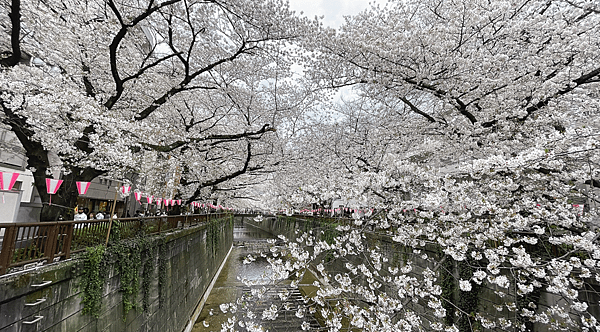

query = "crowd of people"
[63,205,233,222]
[73,208,116,220]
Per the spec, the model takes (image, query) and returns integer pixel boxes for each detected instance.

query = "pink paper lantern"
[45,178,63,205]
[76,181,91,195]
[0,172,19,203]
[121,185,131,196]
[0,172,19,191]
[46,178,63,194]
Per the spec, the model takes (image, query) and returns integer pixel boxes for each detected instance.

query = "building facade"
[0,130,131,222]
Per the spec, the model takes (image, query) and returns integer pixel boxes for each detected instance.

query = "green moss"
[25,288,51,303]
[13,273,31,289]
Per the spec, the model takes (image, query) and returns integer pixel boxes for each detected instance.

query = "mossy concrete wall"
[0,216,233,332]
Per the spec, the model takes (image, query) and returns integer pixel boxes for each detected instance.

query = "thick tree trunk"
[0,0,21,67]
[36,173,79,222]
[2,95,105,222]
[30,155,105,221]
[4,118,105,221]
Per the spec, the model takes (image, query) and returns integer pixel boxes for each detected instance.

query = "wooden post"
[63,223,74,259]
[44,223,59,264]
[0,225,17,275]
[105,183,120,246]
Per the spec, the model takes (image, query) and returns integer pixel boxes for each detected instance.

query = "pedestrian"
[74,209,87,221]
[95,211,104,219]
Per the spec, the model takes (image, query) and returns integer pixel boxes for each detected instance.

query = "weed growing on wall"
[111,240,143,319]
[80,235,165,320]
[207,219,220,254]
[80,245,106,318]
[207,215,232,253]
[79,217,232,319]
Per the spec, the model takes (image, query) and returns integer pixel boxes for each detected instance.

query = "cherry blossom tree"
[236,0,600,331]
[0,0,317,220]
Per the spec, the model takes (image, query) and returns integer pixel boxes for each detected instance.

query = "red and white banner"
[121,185,131,196]
[164,199,171,206]
[177,199,182,205]
[76,181,91,195]
[156,198,162,206]
[0,172,19,191]
[134,192,142,203]
[146,195,154,204]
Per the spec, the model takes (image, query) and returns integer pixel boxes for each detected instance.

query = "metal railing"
[0,213,229,275]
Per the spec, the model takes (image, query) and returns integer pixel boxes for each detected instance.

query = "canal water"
[191,218,322,332]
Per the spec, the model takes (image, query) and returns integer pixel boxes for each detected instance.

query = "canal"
[190,217,323,332]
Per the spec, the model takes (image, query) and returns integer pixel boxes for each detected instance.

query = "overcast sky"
[287,0,382,28]
[285,0,387,104]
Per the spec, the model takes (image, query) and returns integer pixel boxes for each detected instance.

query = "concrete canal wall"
[0,216,233,332]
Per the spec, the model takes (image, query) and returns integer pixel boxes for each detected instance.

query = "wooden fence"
[0,213,229,275]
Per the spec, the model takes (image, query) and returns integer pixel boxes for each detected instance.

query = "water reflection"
[233,220,275,284]
[233,220,274,242]
[236,256,273,284]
